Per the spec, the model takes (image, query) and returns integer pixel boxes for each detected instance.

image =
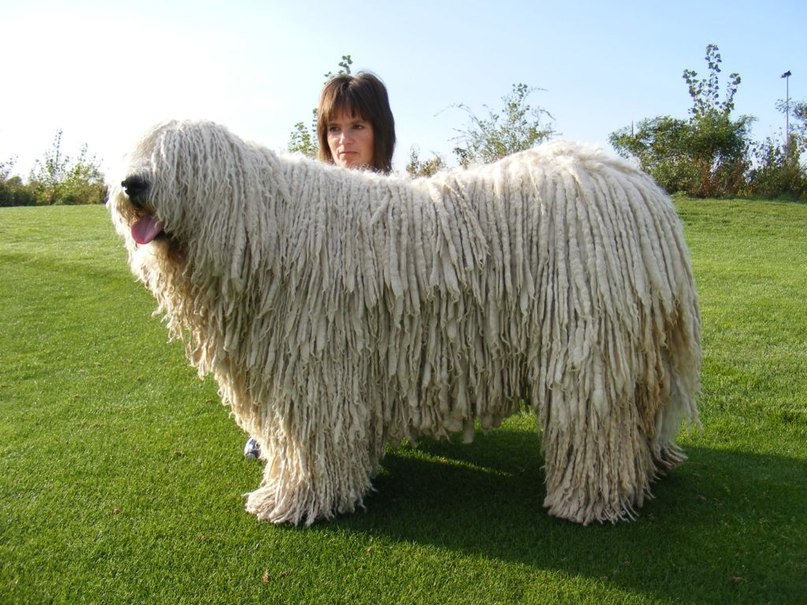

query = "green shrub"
[27,130,107,205]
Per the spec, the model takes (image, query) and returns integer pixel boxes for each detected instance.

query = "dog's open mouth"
[132,214,165,245]
[121,175,166,245]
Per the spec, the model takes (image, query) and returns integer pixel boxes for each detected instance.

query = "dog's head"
[109,120,184,254]
[110,120,289,293]
[110,119,247,256]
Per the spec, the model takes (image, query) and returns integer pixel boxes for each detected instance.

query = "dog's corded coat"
[109,120,701,525]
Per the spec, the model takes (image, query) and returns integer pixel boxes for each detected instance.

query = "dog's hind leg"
[538,386,658,525]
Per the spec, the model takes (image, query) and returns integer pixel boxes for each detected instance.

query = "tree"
[287,55,353,157]
[682,44,741,121]
[451,83,556,167]
[324,55,354,81]
[287,117,319,158]
[794,101,807,146]
[680,45,752,196]
[28,130,107,205]
[405,147,447,178]
[775,98,807,155]
[0,157,36,207]
[610,44,753,197]
[746,135,805,199]
[747,99,807,199]
[610,116,698,193]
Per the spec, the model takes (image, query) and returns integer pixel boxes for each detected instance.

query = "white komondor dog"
[108,120,700,526]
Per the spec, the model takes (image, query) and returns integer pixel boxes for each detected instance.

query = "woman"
[244,70,397,460]
[317,71,396,174]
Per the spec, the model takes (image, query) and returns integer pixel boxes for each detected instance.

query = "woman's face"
[326,110,375,169]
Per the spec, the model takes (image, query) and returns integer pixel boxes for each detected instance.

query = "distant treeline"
[610,45,806,200]
[2,46,805,206]
[1,131,106,207]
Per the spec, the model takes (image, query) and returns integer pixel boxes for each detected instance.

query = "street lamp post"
[781,70,792,151]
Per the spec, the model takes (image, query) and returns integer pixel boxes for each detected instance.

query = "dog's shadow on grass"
[313,430,805,603]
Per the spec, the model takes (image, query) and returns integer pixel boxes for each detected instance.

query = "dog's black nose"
[121,175,150,205]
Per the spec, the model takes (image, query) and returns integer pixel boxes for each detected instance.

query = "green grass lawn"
[1,200,805,604]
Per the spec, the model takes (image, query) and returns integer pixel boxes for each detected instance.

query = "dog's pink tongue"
[132,215,164,245]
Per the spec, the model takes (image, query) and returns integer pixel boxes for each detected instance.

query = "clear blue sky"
[1,0,804,177]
